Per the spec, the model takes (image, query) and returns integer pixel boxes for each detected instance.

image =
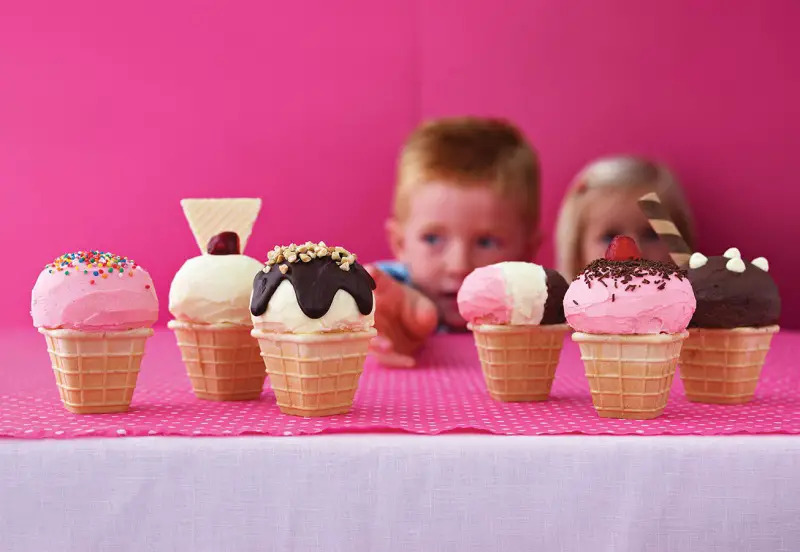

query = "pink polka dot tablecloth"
[1,329,799,439]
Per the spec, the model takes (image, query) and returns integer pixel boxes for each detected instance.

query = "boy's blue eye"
[476,236,501,249]
[422,233,442,246]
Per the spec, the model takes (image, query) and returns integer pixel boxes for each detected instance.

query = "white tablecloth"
[2,435,799,551]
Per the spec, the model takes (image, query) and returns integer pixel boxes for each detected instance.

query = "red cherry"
[207,232,240,255]
[605,235,641,261]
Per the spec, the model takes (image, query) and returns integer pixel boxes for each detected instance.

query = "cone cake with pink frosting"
[564,236,696,419]
[457,262,570,401]
[31,251,159,413]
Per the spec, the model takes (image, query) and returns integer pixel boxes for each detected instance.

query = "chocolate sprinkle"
[578,258,687,293]
[573,300,578,305]
[611,293,616,302]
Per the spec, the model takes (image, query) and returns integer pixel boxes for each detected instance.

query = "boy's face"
[389,182,537,329]
[580,186,673,268]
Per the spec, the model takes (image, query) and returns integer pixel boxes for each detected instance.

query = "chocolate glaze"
[689,256,780,328]
[250,257,376,319]
[541,269,568,324]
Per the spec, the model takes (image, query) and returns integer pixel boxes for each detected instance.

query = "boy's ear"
[385,218,406,261]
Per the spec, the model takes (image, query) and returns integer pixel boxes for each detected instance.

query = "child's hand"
[366,265,439,367]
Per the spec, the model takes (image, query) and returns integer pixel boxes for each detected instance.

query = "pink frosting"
[457,264,512,324]
[31,262,158,331]
[564,274,695,334]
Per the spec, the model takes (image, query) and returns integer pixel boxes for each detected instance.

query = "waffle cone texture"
[469,323,569,402]
[168,320,265,401]
[572,331,688,419]
[39,327,153,414]
[251,328,376,417]
[679,325,779,404]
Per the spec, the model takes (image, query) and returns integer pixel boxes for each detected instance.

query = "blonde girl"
[556,156,695,279]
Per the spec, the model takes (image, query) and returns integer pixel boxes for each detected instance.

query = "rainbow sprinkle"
[46,251,138,276]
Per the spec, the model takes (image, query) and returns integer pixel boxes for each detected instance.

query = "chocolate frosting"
[542,269,568,324]
[689,256,780,328]
[250,257,376,319]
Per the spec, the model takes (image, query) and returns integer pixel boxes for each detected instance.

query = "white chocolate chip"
[726,257,746,273]
[689,252,708,269]
[751,257,769,272]
[723,247,741,259]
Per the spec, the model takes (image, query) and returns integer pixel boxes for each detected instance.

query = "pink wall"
[2,0,799,328]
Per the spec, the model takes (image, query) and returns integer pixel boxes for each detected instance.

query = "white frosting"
[689,252,708,269]
[751,257,769,272]
[723,247,741,259]
[251,280,374,333]
[499,262,548,325]
[169,255,263,325]
[726,257,746,273]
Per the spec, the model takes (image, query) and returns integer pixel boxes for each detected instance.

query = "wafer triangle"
[181,198,261,255]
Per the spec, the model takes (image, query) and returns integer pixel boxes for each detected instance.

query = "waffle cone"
[251,328,376,417]
[168,320,265,401]
[679,325,779,404]
[572,331,687,419]
[468,323,569,401]
[38,327,153,414]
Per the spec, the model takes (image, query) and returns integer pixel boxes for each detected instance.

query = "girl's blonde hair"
[556,156,695,279]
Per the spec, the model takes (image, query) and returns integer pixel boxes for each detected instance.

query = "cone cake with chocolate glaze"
[679,249,780,404]
[564,236,696,419]
[168,198,267,401]
[31,251,159,413]
[250,242,376,417]
[457,262,570,401]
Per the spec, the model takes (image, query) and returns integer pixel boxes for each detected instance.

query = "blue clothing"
[374,260,411,285]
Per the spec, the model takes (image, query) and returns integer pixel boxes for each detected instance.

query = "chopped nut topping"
[279,264,289,274]
[263,242,358,272]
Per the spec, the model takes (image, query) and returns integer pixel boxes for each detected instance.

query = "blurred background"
[1,0,798,327]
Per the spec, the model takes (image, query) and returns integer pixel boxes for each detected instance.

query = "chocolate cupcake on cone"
[250,242,376,417]
[168,198,266,401]
[680,249,780,404]
[564,236,696,419]
[457,262,570,402]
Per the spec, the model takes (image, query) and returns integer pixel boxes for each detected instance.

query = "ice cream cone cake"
[680,250,781,404]
[564,236,696,419]
[31,251,159,413]
[250,242,376,417]
[458,262,570,401]
[169,198,266,401]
